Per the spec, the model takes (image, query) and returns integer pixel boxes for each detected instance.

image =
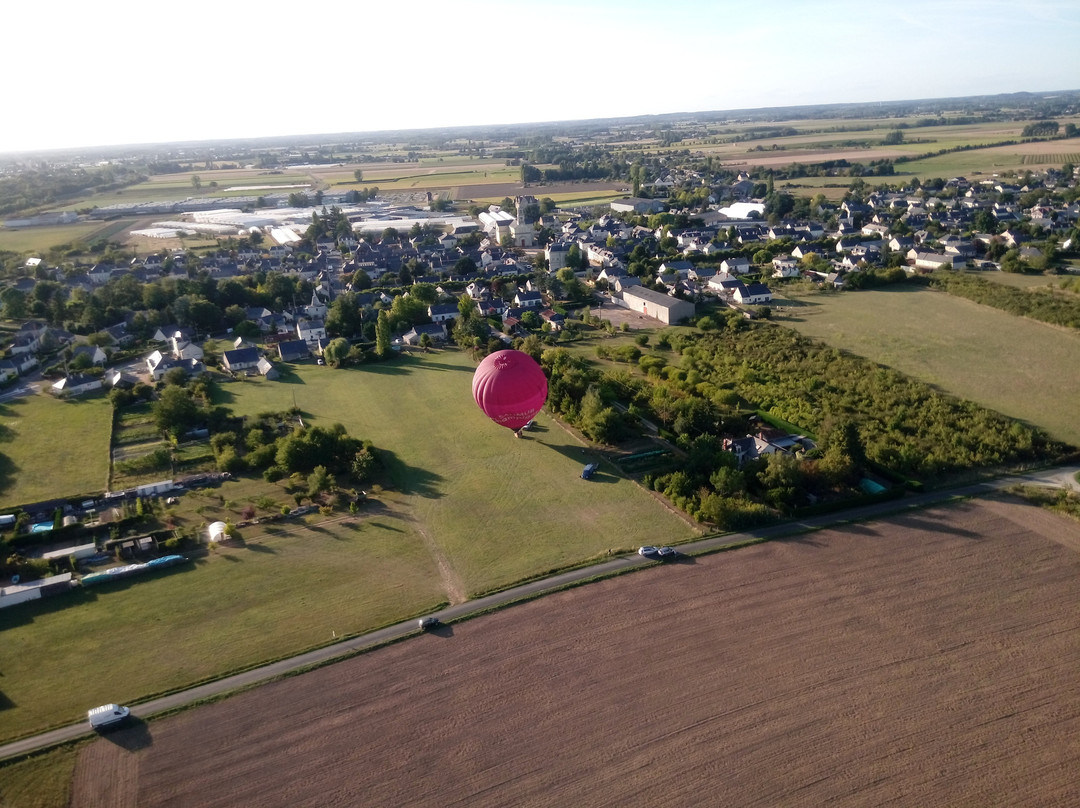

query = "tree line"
[536,317,1065,527]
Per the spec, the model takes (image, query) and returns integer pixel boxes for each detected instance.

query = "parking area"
[589,303,659,331]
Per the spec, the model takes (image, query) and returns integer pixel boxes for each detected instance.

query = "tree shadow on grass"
[212,385,237,405]
[244,542,276,553]
[355,363,414,376]
[276,375,306,386]
[413,361,472,373]
[366,521,405,533]
[378,449,444,498]
[0,452,19,499]
[0,691,15,711]
[0,587,98,630]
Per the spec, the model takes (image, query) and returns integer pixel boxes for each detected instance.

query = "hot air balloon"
[472,350,548,435]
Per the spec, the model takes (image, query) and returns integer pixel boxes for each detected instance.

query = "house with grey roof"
[222,347,260,372]
[277,340,311,363]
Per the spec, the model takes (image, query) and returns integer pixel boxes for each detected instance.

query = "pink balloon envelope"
[472,350,548,431]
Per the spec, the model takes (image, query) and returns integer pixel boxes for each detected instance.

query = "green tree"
[1,288,27,319]
[454,256,477,276]
[458,292,477,319]
[153,385,199,439]
[323,337,350,367]
[351,269,372,290]
[353,169,363,183]
[326,293,364,338]
[817,420,865,486]
[374,309,393,359]
[307,465,335,499]
[566,244,584,270]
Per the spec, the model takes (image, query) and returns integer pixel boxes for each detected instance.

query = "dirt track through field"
[73,498,1080,807]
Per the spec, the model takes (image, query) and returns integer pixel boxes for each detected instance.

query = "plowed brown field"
[72,498,1080,807]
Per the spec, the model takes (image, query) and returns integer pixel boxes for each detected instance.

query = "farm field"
[215,351,696,596]
[0,223,107,253]
[450,180,625,204]
[0,505,445,744]
[0,395,112,509]
[775,285,1080,447]
[54,169,319,210]
[0,349,692,742]
[887,139,1079,178]
[70,498,1080,807]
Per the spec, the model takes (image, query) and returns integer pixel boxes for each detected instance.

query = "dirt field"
[591,303,662,330]
[71,498,1080,807]
[452,180,625,202]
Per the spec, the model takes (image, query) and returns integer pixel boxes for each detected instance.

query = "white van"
[87,704,130,731]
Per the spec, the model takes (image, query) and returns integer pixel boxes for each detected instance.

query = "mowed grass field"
[0,223,108,253]
[776,284,1080,447]
[216,351,695,594]
[0,509,445,744]
[0,349,692,742]
[0,395,112,509]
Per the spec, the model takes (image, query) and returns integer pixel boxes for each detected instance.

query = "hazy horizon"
[5,0,1080,155]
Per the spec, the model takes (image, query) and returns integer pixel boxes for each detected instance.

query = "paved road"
[1,464,1075,760]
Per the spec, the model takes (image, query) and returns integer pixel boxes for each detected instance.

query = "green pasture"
[977,271,1062,290]
[215,352,694,595]
[0,506,444,743]
[890,145,1043,177]
[777,285,1080,447]
[0,394,112,509]
[0,223,106,253]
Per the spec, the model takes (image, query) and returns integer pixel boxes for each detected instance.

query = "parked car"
[87,704,130,731]
[638,546,659,558]
[657,546,678,559]
[581,463,599,480]
[418,616,441,631]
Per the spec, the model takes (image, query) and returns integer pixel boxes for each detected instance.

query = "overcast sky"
[5,0,1079,154]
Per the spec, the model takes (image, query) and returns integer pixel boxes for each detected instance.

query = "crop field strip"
[1022,152,1080,164]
